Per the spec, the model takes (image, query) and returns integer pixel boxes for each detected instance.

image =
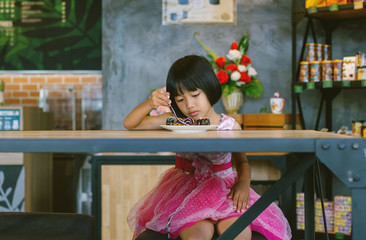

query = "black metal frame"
[90,152,349,240]
[91,154,291,240]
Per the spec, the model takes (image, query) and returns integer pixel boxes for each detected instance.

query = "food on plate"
[165,117,210,126]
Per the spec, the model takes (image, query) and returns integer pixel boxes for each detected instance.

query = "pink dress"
[127,114,292,240]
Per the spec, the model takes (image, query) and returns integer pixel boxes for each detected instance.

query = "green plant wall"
[0,0,101,70]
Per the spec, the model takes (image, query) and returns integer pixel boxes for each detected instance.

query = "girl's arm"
[123,88,171,130]
[229,152,251,213]
[228,121,251,213]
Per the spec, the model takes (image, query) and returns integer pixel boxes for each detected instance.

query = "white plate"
[160,125,218,132]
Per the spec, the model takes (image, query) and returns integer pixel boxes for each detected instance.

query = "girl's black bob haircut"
[166,55,222,118]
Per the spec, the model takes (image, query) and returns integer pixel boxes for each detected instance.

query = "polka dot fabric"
[127,115,292,240]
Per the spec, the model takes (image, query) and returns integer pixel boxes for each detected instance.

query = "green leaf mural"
[0,0,101,70]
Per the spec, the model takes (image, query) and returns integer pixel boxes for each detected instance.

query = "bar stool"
[0,212,96,240]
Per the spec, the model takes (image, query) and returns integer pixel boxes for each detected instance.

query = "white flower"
[237,81,246,86]
[230,71,241,81]
[248,66,257,76]
[226,49,241,61]
[238,64,247,72]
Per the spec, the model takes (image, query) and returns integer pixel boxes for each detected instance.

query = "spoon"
[169,105,188,125]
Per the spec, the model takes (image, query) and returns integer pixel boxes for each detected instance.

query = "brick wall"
[0,73,102,130]
[0,73,102,106]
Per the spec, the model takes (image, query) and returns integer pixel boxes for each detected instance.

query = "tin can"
[321,60,333,81]
[316,44,323,61]
[323,44,331,60]
[332,60,343,81]
[357,67,366,80]
[310,61,321,82]
[300,61,310,82]
[353,120,364,137]
[306,43,317,62]
[356,52,366,67]
[362,123,366,138]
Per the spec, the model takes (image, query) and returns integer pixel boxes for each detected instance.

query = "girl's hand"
[228,179,250,213]
[148,87,171,109]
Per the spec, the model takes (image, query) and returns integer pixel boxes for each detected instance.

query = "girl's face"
[174,88,214,120]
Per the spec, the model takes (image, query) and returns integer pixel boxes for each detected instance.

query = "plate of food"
[160,125,218,132]
[161,116,217,132]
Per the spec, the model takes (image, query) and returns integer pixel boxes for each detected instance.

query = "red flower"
[216,70,229,85]
[241,55,252,66]
[239,72,251,83]
[225,64,238,72]
[231,42,238,50]
[215,57,226,68]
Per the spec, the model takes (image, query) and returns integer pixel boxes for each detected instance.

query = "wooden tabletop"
[0,130,357,153]
[0,130,355,139]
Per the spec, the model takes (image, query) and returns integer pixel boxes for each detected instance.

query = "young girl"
[124,55,292,240]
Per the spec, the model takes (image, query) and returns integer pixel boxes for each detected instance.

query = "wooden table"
[0,130,364,240]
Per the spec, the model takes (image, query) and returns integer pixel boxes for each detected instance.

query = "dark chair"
[0,212,96,240]
[135,229,267,240]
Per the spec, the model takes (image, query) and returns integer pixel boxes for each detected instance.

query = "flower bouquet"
[194,31,263,98]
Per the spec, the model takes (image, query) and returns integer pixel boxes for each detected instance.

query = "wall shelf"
[291,1,366,131]
[294,80,366,92]
[294,2,366,21]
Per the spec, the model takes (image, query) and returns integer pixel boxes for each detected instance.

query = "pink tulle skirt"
[127,167,292,240]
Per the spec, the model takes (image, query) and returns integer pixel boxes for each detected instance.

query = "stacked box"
[315,200,334,233]
[327,0,347,6]
[306,0,326,8]
[334,195,352,236]
[296,193,305,230]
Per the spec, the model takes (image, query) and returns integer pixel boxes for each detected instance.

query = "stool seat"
[0,212,96,240]
[135,229,267,240]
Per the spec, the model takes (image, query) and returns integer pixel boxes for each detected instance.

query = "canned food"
[332,60,343,81]
[356,52,366,67]
[321,60,333,81]
[354,120,364,137]
[316,44,323,61]
[363,123,366,138]
[310,61,321,82]
[357,67,366,80]
[323,44,331,60]
[306,43,317,62]
[300,61,309,82]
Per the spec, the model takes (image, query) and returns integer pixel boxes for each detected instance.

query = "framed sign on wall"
[0,0,101,71]
[162,0,236,25]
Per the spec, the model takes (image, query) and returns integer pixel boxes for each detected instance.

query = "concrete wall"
[102,0,366,131]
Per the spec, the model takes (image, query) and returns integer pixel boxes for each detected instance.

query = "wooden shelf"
[296,3,366,21]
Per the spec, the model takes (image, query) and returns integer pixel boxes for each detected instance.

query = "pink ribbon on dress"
[175,156,232,173]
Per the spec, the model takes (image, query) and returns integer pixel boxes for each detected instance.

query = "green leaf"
[206,54,214,64]
[85,0,101,32]
[22,27,75,38]
[19,56,38,70]
[194,31,218,60]
[34,36,84,51]
[75,0,88,25]
[222,85,230,96]
[259,107,268,113]
[243,79,263,98]
[56,47,96,59]
[238,33,249,55]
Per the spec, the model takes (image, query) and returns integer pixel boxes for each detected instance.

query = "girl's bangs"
[172,74,199,97]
